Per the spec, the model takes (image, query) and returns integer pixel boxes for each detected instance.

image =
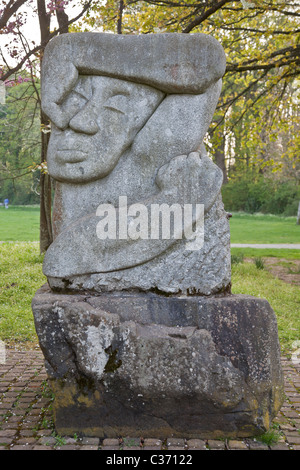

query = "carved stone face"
[47,76,164,183]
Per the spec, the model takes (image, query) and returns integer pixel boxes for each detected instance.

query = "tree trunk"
[117,0,124,34]
[39,109,52,253]
[37,0,52,253]
[214,135,228,184]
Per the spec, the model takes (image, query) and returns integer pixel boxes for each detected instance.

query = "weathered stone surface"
[35,32,283,441]
[32,286,284,439]
[40,32,231,295]
[41,33,226,129]
[46,193,230,296]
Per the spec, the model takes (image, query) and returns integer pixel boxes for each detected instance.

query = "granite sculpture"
[32,32,284,438]
[41,32,230,296]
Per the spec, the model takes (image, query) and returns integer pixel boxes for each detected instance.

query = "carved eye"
[103,94,129,114]
[60,89,89,124]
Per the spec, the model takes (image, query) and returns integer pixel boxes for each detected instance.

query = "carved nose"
[69,112,99,135]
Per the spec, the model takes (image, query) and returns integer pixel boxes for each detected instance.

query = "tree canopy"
[0,1,299,221]
[76,0,299,182]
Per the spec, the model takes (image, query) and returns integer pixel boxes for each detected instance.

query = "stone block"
[32,286,284,439]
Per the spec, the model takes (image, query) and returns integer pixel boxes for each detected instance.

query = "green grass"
[229,212,299,244]
[0,207,299,247]
[0,205,40,241]
[255,425,283,446]
[231,262,300,352]
[0,208,299,347]
[0,242,299,352]
[0,242,45,344]
[231,247,300,260]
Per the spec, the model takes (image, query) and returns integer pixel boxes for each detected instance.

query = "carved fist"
[156,150,223,213]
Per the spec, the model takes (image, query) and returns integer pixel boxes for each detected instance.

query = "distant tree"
[0,78,41,205]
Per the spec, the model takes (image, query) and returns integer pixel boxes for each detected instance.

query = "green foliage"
[0,80,41,205]
[231,253,244,265]
[254,257,265,270]
[255,426,283,446]
[78,0,300,186]
[222,175,300,215]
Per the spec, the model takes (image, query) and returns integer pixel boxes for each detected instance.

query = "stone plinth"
[32,285,284,439]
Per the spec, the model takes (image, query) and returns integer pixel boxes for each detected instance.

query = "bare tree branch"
[0,0,28,31]
[1,0,93,82]
[182,0,233,33]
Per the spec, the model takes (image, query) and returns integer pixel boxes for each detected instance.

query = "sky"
[0,1,87,102]
[0,1,86,69]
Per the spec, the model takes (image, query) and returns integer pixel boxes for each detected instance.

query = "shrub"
[222,174,299,216]
[254,257,265,270]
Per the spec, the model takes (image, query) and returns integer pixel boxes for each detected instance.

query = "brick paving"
[0,348,299,451]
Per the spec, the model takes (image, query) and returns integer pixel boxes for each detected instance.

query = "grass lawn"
[0,205,40,241]
[0,207,299,350]
[0,242,299,353]
[231,247,300,260]
[0,206,299,246]
[231,261,300,352]
[0,242,45,344]
[229,212,299,244]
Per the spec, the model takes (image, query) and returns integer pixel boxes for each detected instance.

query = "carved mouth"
[56,149,87,163]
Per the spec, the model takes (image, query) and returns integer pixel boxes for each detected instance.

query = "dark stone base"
[32,285,284,439]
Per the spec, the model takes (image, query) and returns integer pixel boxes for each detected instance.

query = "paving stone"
[102,438,120,447]
[36,430,53,437]
[100,446,120,450]
[81,437,100,445]
[63,437,78,445]
[280,423,297,431]
[167,437,185,447]
[56,445,79,450]
[247,440,270,450]
[79,445,99,450]
[0,438,14,445]
[227,440,248,450]
[19,430,37,437]
[269,443,290,450]
[283,410,300,419]
[285,435,300,445]
[32,445,52,450]
[207,440,226,450]
[123,446,142,450]
[0,430,16,437]
[142,438,162,447]
[0,349,299,450]
[168,446,186,450]
[16,437,37,445]
[186,439,207,449]
[37,436,57,446]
